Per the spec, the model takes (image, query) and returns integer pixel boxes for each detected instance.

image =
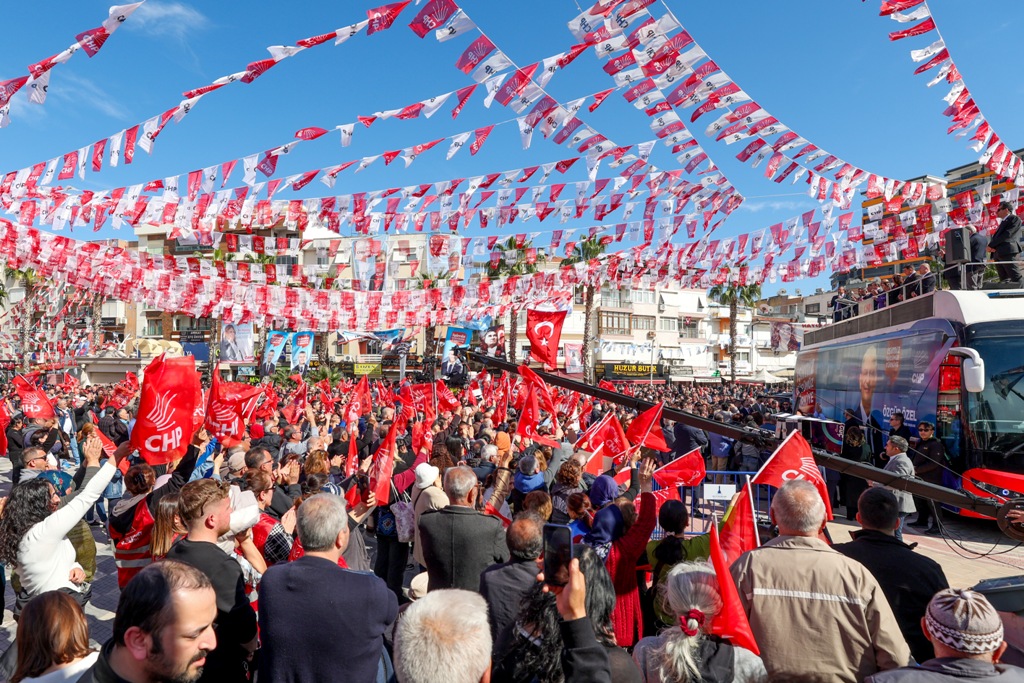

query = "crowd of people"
[0,372,1018,683]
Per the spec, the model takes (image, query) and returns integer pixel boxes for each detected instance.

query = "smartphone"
[542,524,574,587]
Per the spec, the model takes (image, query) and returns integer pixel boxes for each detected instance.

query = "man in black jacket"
[480,513,543,659]
[968,225,990,290]
[908,421,945,533]
[166,479,258,682]
[259,494,398,683]
[989,201,1024,283]
[419,465,509,591]
[834,488,949,664]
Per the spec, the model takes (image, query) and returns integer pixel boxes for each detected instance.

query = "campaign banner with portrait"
[441,326,472,378]
[564,343,584,375]
[290,331,315,376]
[260,330,289,377]
[476,324,506,360]
[219,322,255,363]
[797,329,953,454]
[352,237,386,291]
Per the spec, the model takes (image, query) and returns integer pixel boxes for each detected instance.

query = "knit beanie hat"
[925,588,1004,654]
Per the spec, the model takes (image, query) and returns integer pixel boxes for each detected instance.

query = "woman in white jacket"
[0,435,119,606]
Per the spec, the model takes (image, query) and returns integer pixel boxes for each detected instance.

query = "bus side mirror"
[949,347,985,393]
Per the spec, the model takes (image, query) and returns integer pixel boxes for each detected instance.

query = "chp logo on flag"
[130,354,199,465]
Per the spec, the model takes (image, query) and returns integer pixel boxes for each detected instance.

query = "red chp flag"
[105,372,140,410]
[719,478,760,567]
[575,413,630,476]
[653,448,706,488]
[435,380,460,412]
[751,430,833,520]
[13,376,56,419]
[525,308,567,370]
[709,523,761,655]
[130,355,199,465]
[281,377,309,425]
[407,0,458,38]
[516,386,561,448]
[625,402,670,452]
[367,1,411,35]
[369,425,399,505]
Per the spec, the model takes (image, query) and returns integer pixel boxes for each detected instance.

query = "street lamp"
[646,331,657,385]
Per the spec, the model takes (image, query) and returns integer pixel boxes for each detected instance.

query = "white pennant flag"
[517,117,535,149]
[420,91,452,118]
[27,71,50,105]
[436,10,476,42]
[638,140,656,163]
[927,62,954,87]
[534,55,562,89]
[201,165,217,194]
[891,5,931,23]
[447,131,472,160]
[103,2,144,32]
[483,74,507,108]
[267,45,306,61]
[173,95,202,123]
[242,154,259,186]
[41,158,58,186]
[108,130,124,168]
[910,38,945,62]
[585,154,601,182]
[339,123,355,147]
[138,115,162,154]
[355,155,379,173]
[335,20,369,45]
[76,145,89,179]
[472,51,514,83]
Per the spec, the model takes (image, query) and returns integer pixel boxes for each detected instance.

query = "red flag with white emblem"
[13,376,55,420]
[752,430,833,520]
[130,355,198,465]
[367,2,412,35]
[525,308,567,370]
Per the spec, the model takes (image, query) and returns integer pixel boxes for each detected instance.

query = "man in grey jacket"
[877,435,916,542]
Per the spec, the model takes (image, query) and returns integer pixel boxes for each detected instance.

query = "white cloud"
[50,72,131,121]
[127,1,210,43]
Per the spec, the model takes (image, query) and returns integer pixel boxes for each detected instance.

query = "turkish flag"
[516,386,561,448]
[752,430,833,520]
[13,376,56,420]
[598,379,617,392]
[525,309,567,369]
[719,478,760,566]
[576,413,630,476]
[625,402,670,452]
[205,373,262,447]
[708,523,761,655]
[653,448,706,488]
[130,355,198,466]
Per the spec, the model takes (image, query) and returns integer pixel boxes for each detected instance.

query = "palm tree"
[270,364,299,390]
[707,282,762,383]
[4,267,38,371]
[485,236,545,364]
[562,236,606,384]
[307,363,342,385]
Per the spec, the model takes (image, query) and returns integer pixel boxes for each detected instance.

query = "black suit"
[418,505,509,592]
[969,231,990,289]
[480,557,540,659]
[834,530,948,664]
[990,214,1024,283]
[259,556,398,683]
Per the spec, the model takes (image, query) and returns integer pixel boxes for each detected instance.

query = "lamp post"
[647,331,657,385]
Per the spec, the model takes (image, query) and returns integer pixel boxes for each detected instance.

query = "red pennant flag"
[525,309,567,369]
[455,35,497,73]
[407,0,458,38]
[345,424,360,478]
[13,376,56,419]
[888,17,935,41]
[451,84,477,119]
[130,355,198,466]
[367,1,412,35]
[719,478,760,566]
[484,502,512,528]
[76,27,110,57]
[576,413,630,476]
[294,127,329,140]
[625,402,670,452]
[653,448,706,488]
[435,380,460,412]
[106,372,140,411]
[470,125,495,155]
[588,88,615,112]
[879,0,925,16]
[516,386,561,448]
[708,523,761,655]
[205,373,262,448]
[751,430,833,520]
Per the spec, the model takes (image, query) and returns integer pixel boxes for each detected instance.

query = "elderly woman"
[633,562,767,682]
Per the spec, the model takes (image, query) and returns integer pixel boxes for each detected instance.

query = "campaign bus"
[796,289,1024,518]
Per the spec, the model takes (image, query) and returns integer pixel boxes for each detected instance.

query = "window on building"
[632,315,656,331]
[145,319,163,337]
[805,303,820,314]
[600,287,628,308]
[276,255,298,267]
[735,352,750,362]
[659,317,678,332]
[574,286,586,305]
[680,319,700,339]
[630,289,655,304]
[599,311,631,335]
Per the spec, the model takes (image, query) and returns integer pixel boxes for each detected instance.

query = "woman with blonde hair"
[11,591,97,682]
[633,562,766,682]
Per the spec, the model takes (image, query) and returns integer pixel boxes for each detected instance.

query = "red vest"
[110,501,155,589]
[251,513,279,565]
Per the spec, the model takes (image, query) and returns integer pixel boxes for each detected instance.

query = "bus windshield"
[966,332,1024,472]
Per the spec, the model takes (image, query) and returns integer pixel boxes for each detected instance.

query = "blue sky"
[0,0,1020,297]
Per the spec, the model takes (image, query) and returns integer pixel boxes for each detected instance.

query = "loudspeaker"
[944,226,971,265]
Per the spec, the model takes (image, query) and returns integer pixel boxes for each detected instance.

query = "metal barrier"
[650,471,772,540]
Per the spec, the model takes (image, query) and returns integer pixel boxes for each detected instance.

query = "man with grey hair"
[259,494,398,682]
[866,588,1024,681]
[480,513,544,657]
[877,435,916,542]
[731,479,910,682]
[394,589,493,683]
[418,466,509,591]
